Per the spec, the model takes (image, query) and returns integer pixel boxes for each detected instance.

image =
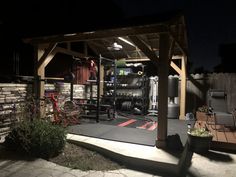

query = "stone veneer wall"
[0,83,32,138]
[0,83,88,139]
[55,83,96,106]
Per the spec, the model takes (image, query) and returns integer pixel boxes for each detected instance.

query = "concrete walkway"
[0,158,160,177]
[0,134,236,177]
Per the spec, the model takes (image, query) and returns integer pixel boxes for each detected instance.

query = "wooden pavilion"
[24,12,188,148]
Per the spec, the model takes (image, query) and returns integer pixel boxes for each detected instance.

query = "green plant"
[188,128,213,137]
[188,127,213,153]
[197,105,209,113]
[4,120,67,159]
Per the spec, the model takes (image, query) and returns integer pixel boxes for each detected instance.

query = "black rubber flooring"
[167,119,195,145]
[101,117,157,130]
[68,114,194,146]
[68,123,156,146]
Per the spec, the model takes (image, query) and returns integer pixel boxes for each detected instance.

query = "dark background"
[113,0,236,73]
[0,0,236,78]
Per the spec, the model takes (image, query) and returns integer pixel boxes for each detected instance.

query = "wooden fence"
[185,73,236,114]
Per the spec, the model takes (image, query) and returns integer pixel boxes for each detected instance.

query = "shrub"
[4,120,67,159]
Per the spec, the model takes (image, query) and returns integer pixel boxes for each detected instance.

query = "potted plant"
[196,105,209,121]
[187,127,213,153]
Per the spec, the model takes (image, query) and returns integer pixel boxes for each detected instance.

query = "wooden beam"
[24,24,168,44]
[179,55,187,120]
[33,46,39,97]
[168,39,175,61]
[37,45,46,118]
[37,43,57,69]
[156,33,171,148]
[39,45,89,71]
[169,32,187,56]
[129,36,158,67]
[169,39,181,74]
[170,61,181,75]
[168,28,187,119]
[45,77,64,81]
[124,55,182,62]
[40,51,57,69]
[171,55,182,59]
[55,46,87,58]
[125,58,150,62]
[168,15,188,56]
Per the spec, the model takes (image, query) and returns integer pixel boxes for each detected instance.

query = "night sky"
[113,0,236,72]
[1,0,236,75]
[185,0,236,72]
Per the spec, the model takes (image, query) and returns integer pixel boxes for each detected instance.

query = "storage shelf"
[105,85,142,89]
[103,63,148,115]
[103,96,143,100]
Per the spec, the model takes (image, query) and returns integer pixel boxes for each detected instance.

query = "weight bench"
[78,103,113,120]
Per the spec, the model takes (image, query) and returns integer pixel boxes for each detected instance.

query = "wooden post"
[36,43,57,118]
[100,64,104,97]
[179,55,187,120]
[37,45,46,118]
[33,45,39,100]
[156,33,170,148]
[96,56,101,123]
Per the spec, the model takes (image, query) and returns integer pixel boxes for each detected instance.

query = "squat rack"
[79,55,116,122]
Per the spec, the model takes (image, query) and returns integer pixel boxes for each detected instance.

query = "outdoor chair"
[207,89,235,131]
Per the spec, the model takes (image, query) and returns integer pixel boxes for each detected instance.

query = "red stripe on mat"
[147,122,158,131]
[117,119,137,127]
[137,122,151,129]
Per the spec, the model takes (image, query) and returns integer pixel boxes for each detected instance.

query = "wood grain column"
[156,33,171,148]
[36,45,45,118]
[36,43,57,118]
[179,55,187,120]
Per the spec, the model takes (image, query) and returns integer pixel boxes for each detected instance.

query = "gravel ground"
[49,142,124,171]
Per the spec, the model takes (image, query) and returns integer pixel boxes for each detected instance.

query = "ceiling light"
[107,42,123,51]
[64,33,77,37]
[118,37,136,47]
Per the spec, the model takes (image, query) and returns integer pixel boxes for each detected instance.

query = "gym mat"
[68,123,156,146]
[100,116,157,131]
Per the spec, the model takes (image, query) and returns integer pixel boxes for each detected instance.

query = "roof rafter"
[129,36,159,67]
[55,46,88,58]
[24,24,168,44]
[37,43,57,69]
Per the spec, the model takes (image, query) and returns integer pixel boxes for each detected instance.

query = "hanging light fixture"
[107,42,123,51]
